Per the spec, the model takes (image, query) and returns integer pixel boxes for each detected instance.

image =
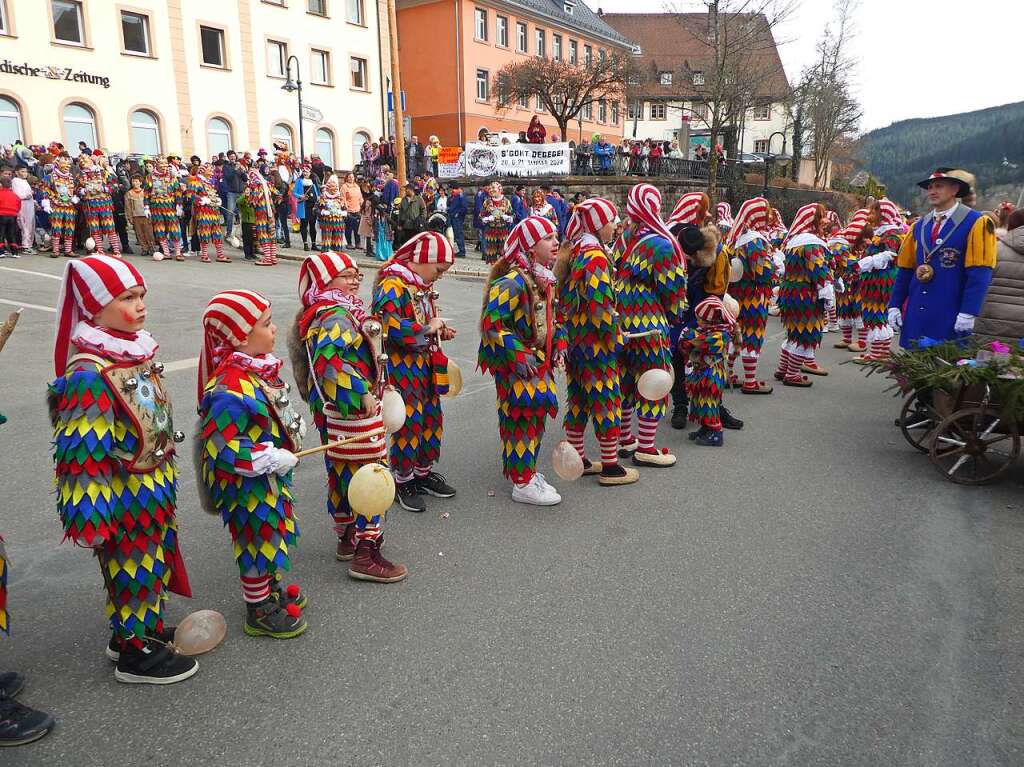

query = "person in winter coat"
[527,116,546,144]
[593,138,615,175]
[975,208,1024,344]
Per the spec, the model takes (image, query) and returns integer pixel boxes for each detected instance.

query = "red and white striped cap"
[54,255,146,376]
[716,202,734,228]
[298,250,358,302]
[667,192,709,226]
[785,203,824,244]
[566,197,618,243]
[503,215,558,271]
[198,289,271,403]
[842,208,871,241]
[394,231,454,265]
[627,183,684,264]
[876,198,903,228]
[694,295,735,328]
[726,197,769,247]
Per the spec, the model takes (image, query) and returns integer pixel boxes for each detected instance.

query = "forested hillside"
[855,101,1024,209]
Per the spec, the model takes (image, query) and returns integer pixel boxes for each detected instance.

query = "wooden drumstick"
[293,428,387,459]
[0,309,22,355]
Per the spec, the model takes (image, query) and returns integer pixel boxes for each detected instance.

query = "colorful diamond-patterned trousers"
[319,425,383,543]
[618,335,671,422]
[494,372,558,484]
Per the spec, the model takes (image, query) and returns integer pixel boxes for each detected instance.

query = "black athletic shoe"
[106,627,177,662]
[0,694,55,747]
[670,406,688,430]
[695,429,724,447]
[244,598,307,640]
[114,639,198,685]
[396,481,427,512]
[720,406,744,431]
[688,425,710,441]
[416,471,456,498]
[0,672,24,699]
[270,572,309,609]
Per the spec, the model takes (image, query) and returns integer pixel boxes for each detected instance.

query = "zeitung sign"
[457,142,572,177]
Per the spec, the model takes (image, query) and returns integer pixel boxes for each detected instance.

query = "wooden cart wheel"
[929,406,1021,485]
[899,390,940,454]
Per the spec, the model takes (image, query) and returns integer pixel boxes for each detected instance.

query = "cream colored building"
[0,0,389,168]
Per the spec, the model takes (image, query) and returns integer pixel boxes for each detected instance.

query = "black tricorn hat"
[917,168,971,198]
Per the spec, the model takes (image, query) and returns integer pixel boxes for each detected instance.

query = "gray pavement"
[1,254,1023,766]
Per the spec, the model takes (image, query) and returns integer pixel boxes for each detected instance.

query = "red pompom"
[286,584,300,599]
[285,603,302,618]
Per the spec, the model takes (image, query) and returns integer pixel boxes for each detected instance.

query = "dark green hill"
[855,101,1024,210]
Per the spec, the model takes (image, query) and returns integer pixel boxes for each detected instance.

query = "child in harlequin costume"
[724,196,775,394]
[677,296,736,446]
[480,182,515,264]
[48,255,198,685]
[78,153,122,257]
[556,198,639,486]
[822,210,842,331]
[716,202,734,237]
[42,155,77,258]
[318,176,346,250]
[146,157,183,261]
[244,167,279,266]
[766,207,787,316]
[198,290,310,638]
[372,232,459,512]
[854,199,904,361]
[188,163,229,263]
[290,251,408,581]
[830,209,871,350]
[615,184,688,468]
[774,203,832,387]
[479,216,566,506]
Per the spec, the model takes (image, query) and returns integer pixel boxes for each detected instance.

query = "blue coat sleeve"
[961,267,993,316]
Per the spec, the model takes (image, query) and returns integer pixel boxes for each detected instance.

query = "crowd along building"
[396,0,633,148]
[0,0,391,168]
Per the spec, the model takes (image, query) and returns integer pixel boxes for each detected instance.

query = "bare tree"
[799,0,863,188]
[492,54,635,141]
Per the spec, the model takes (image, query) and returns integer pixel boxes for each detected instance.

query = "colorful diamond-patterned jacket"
[677,323,730,428]
[615,228,688,338]
[199,362,302,575]
[50,352,190,595]
[731,231,775,353]
[828,236,862,320]
[300,303,376,424]
[860,227,902,330]
[778,235,831,350]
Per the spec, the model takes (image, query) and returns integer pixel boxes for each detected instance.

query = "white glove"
[71,195,80,204]
[729,257,743,283]
[143,206,151,218]
[258,442,298,475]
[857,254,875,272]
[504,214,514,223]
[887,307,902,329]
[175,205,184,217]
[875,251,894,269]
[954,313,975,333]
[200,196,211,206]
[41,198,52,213]
[836,278,845,294]
[817,283,835,304]
[772,251,785,273]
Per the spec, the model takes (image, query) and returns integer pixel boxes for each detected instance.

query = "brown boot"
[348,540,408,583]
[335,524,357,561]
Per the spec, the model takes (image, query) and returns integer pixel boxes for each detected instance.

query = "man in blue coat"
[888,168,997,347]
[447,183,467,258]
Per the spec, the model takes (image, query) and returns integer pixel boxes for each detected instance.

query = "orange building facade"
[396,0,633,147]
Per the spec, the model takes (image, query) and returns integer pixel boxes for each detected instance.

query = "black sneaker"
[695,428,724,447]
[244,598,307,640]
[270,571,309,609]
[688,425,709,441]
[670,406,688,430]
[720,406,744,431]
[114,639,199,685]
[396,481,427,512]
[0,694,55,747]
[416,471,456,498]
[0,672,24,699]
[106,626,177,662]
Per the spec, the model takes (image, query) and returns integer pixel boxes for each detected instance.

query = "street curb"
[276,250,489,281]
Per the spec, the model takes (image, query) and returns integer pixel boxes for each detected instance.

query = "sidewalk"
[274,241,491,279]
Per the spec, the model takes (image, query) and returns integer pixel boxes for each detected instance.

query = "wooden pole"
[387,0,407,186]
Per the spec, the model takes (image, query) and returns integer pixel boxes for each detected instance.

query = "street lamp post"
[761,130,787,200]
[282,55,305,161]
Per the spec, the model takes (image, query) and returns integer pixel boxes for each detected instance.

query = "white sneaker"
[534,473,558,494]
[512,475,561,506]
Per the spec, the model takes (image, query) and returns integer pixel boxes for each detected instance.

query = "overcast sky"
[588,0,1024,133]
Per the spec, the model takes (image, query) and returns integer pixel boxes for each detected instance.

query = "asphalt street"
[1,253,1022,766]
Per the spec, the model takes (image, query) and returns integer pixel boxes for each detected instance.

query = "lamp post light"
[761,130,787,200]
[281,55,305,161]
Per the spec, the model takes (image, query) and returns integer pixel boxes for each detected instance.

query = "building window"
[349,56,367,89]
[352,130,370,165]
[63,102,97,148]
[517,93,529,109]
[659,71,672,85]
[753,138,769,154]
[649,102,666,120]
[496,15,508,47]
[200,26,226,67]
[120,11,151,55]
[563,0,574,14]
[552,34,562,60]
[474,8,487,41]
[311,49,331,84]
[272,122,293,150]
[598,99,607,123]
[752,102,771,120]
[627,100,642,120]
[535,95,545,113]
[599,49,606,65]
[692,71,704,86]
[475,68,489,101]
[347,0,364,24]
[535,29,545,57]
[611,100,619,125]
[583,44,592,67]
[0,96,22,145]
[308,0,327,16]
[207,117,233,155]
[581,102,592,121]
[315,128,335,164]
[267,40,287,77]
[568,39,577,64]
[52,0,84,45]
[691,101,707,120]
[130,110,161,154]
[516,22,527,53]
[0,1,8,35]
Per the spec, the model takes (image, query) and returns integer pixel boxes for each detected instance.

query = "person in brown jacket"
[124,175,156,257]
[975,208,1024,344]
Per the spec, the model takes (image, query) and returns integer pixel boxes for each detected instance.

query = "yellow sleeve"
[704,249,729,296]
[896,230,917,268]
[965,216,997,268]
